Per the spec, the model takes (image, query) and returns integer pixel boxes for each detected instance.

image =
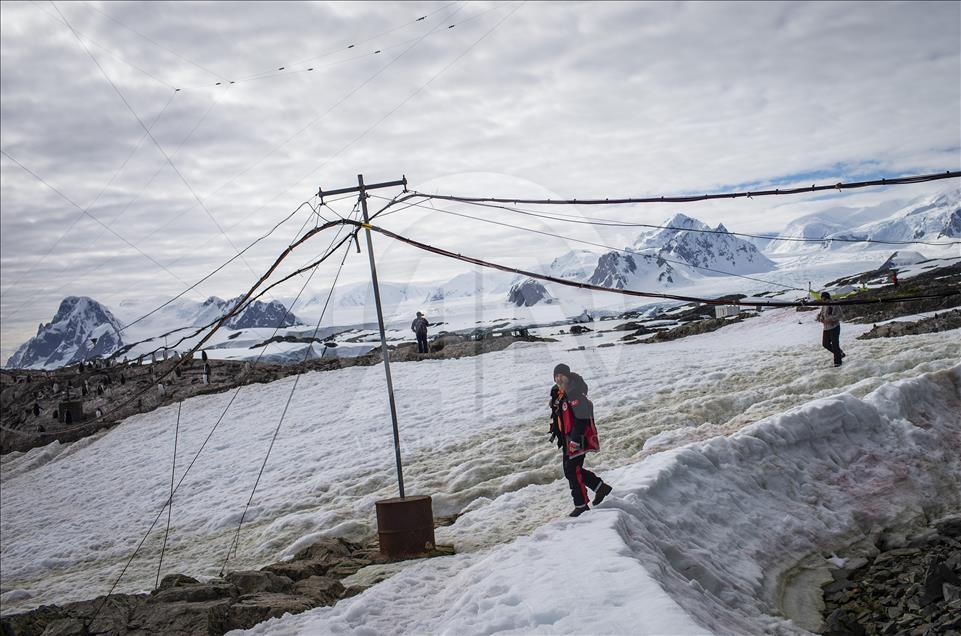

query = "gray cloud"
[2,0,959,361]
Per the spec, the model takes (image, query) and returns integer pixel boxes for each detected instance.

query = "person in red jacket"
[549,364,612,517]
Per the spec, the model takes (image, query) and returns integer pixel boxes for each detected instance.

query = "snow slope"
[239,365,961,635]
[1,310,959,633]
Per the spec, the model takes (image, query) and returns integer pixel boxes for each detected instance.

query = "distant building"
[714,305,741,319]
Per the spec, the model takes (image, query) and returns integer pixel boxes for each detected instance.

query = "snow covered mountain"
[422,271,515,303]
[503,213,773,306]
[768,186,960,254]
[546,249,602,280]
[201,296,303,330]
[631,213,775,276]
[5,297,124,369]
[5,295,305,370]
[507,279,555,306]
[588,250,680,289]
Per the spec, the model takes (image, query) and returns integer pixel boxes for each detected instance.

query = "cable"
[30,1,178,90]
[0,149,197,291]
[0,89,180,300]
[409,192,961,248]
[359,222,960,308]
[19,195,396,438]
[51,2,262,286]
[420,171,961,206]
[370,194,804,291]
[226,2,511,89]
[80,1,229,83]
[83,225,357,631]
[155,400,180,589]
[219,238,352,575]
[118,199,319,333]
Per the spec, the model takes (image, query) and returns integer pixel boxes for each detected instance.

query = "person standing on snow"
[816,292,846,367]
[411,312,430,354]
[549,364,612,517]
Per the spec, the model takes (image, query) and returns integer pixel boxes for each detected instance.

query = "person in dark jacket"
[816,292,845,367]
[411,312,430,354]
[549,363,612,517]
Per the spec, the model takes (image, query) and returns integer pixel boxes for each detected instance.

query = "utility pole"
[358,174,405,499]
[319,175,435,558]
[318,174,408,498]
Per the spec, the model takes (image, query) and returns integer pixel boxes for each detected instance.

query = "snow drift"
[239,365,961,635]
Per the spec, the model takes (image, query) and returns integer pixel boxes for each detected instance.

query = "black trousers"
[416,333,429,354]
[822,325,843,365]
[563,453,602,507]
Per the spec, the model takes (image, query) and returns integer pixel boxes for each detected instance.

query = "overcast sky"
[1,0,959,363]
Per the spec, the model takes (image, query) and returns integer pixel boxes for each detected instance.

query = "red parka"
[553,382,600,458]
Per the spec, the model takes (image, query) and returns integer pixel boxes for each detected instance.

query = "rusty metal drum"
[375,495,435,558]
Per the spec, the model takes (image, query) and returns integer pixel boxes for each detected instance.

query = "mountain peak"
[6,297,124,369]
[664,213,709,230]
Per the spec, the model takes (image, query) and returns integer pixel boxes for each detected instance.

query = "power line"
[360,221,961,308]
[0,89,180,300]
[83,214,362,631]
[30,1,179,90]
[370,194,804,291]
[80,1,229,83]
[50,2,263,286]
[419,171,961,206]
[221,2,513,89]
[0,149,197,292]
[219,235,352,575]
[409,192,961,248]
[117,200,320,334]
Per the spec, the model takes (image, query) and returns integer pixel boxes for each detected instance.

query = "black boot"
[569,505,589,517]
[593,483,613,505]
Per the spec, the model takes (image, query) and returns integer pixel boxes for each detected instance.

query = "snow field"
[1,309,959,623]
[237,365,961,635]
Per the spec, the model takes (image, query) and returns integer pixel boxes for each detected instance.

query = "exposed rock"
[148,581,236,605]
[260,560,327,582]
[631,316,743,344]
[1,536,455,635]
[934,513,961,538]
[158,573,200,590]
[507,278,552,306]
[292,576,345,605]
[919,560,959,606]
[224,570,294,595]
[820,518,961,635]
[128,598,233,635]
[823,608,866,636]
[224,593,314,631]
[857,309,961,340]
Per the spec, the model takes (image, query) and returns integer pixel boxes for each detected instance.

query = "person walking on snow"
[411,312,430,354]
[816,292,845,367]
[549,364,612,517]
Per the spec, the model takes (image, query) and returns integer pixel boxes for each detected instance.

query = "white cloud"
[2,0,959,361]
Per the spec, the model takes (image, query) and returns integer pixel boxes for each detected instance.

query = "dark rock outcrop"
[857,309,961,340]
[507,279,552,306]
[820,516,961,635]
[0,537,446,636]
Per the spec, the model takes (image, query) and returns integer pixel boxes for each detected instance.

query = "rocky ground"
[822,261,961,325]
[3,262,957,455]
[857,309,961,341]
[820,515,961,636]
[0,332,552,454]
[0,532,456,636]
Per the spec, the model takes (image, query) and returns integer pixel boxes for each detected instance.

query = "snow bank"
[2,309,958,620]
[238,365,961,635]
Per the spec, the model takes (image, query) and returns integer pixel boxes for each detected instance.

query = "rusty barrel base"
[375,495,436,558]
